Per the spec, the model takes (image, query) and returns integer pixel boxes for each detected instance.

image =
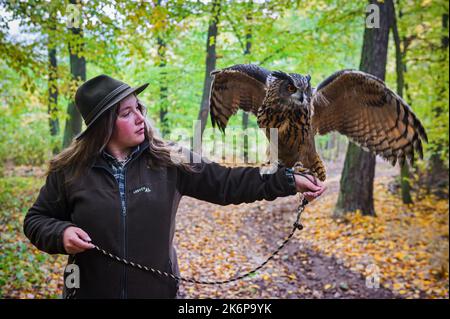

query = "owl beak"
[299,93,305,104]
[292,91,307,106]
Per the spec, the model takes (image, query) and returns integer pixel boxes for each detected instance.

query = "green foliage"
[0,0,448,299]
[0,61,56,167]
[391,0,449,165]
[0,0,447,170]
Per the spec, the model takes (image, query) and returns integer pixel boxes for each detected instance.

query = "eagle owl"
[209,64,428,181]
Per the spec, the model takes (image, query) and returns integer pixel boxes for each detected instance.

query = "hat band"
[84,83,129,125]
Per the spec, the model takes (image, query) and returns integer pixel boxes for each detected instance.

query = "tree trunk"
[47,13,59,154]
[197,0,221,136]
[157,36,169,137]
[336,134,344,161]
[63,0,85,148]
[242,112,249,163]
[242,7,252,164]
[334,0,392,218]
[327,132,337,162]
[391,0,412,204]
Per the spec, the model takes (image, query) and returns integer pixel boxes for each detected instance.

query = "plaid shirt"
[102,145,141,216]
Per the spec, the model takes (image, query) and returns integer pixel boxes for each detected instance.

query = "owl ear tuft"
[306,74,311,82]
[271,71,291,81]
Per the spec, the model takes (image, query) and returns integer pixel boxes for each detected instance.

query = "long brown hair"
[48,98,198,184]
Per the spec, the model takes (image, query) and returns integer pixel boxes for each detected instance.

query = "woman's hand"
[63,226,95,255]
[294,174,326,202]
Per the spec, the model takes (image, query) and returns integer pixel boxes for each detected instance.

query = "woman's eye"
[122,112,130,117]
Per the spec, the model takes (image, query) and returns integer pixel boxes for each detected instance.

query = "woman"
[23,75,325,299]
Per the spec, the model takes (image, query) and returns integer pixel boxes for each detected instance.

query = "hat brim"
[75,82,149,140]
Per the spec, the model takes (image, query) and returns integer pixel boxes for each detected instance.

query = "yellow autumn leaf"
[393,282,404,290]
[394,252,406,260]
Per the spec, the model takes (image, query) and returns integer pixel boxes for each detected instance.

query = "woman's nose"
[135,111,145,123]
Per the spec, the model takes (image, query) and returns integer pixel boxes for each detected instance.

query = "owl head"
[267,71,312,112]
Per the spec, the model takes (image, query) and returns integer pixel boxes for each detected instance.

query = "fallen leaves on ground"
[1,164,448,299]
[0,176,66,298]
[294,176,448,299]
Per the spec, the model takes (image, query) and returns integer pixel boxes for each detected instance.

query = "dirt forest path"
[2,158,446,299]
[174,160,399,299]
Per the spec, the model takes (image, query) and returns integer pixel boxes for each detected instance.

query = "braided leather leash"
[66,171,316,297]
[90,196,308,285]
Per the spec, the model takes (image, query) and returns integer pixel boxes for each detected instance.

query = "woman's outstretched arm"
[178,160,299,205]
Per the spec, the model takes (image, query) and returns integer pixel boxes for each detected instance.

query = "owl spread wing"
[311,70,428,166]
[209,64,270,132]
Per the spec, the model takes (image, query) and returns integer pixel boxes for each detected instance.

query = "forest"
[0,0,448,299]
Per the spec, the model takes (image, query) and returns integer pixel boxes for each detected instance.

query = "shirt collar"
[92,138,150,169]
[103,144,141,166]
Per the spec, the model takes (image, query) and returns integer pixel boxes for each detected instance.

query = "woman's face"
[109,94,146,149]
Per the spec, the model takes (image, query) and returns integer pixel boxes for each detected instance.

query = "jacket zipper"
[92,147,146,299]
[92,165,128,299]
[122,166,128,299]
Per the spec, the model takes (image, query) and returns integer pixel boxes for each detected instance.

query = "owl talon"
[292,161,313,175]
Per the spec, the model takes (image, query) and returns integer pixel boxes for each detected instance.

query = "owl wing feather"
[311,70,428,166]
[209,64,270,132]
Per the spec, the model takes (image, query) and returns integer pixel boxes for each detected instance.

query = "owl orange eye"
[287,84,296,93]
